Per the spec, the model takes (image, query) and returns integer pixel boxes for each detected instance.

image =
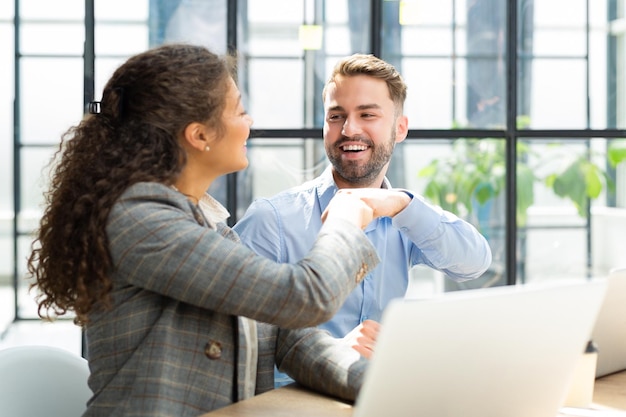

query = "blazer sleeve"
[106,183,380,329]
[275,326,368,401]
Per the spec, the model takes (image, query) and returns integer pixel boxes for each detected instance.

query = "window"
[3,0,625,327]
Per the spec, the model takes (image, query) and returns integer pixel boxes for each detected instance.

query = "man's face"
[323,74,407,187]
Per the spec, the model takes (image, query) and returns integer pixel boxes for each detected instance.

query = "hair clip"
[88,101,101,114]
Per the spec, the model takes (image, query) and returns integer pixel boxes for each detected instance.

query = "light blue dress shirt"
[233,166,492,385]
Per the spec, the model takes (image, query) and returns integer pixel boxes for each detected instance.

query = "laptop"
[592,267,626,377]
[353,280,608,417]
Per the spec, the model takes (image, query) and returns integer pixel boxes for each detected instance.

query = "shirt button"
[204,340,222,359]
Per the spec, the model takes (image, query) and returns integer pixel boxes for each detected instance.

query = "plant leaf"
[516,164,535,226]
[582,161,602,199]
[608,140,626,167]
[551,160,588,217]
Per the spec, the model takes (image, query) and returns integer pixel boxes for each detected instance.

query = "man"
[234,53,492,385]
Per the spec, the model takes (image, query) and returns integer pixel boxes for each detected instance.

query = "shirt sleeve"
[233,198,284,262]
[391,191,492,281]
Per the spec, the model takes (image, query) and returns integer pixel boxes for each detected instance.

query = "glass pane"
[395,0,453,55]
[401,28,453,55]
[95,24,149,56]
[588,29,609,129]
[0,18,13,329]
[532,29,587,57]
[520,0,616,130]
[0,206,13,325]
[17,235,40,319]
[331,0,370,53]
[236,136,324,220]
[0,268,15,326]
[323,26,353,55]
[611,3,626,129]
[0,24,13,213]
[0,1,13,19]
[465,0,507,129]
[397,0,452,26]
[248,0,303,24]
[94,57,128,100]
[403,58,455,129]
[147,0,226,52]
[533,0,587,27]
[21,23,84,55]
[392,0,507,129]
[521,138,624,282]
[19,0,84,20]
[20,58,83,144]
[246,0,303,57]
[19,147,57,234]
[96,0,148,20]
[528,59,587,129]
[247,59,304,128]
[406,138,506,290]
[245,138,314,199]
[522,228,589,282]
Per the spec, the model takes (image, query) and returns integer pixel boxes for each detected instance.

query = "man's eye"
[328,114,344,121]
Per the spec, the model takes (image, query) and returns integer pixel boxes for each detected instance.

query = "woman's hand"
[341,188,411,218]
[321,189,375,230]
[321,188,411,230]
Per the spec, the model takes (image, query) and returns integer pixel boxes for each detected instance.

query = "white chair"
[0,345,92,416]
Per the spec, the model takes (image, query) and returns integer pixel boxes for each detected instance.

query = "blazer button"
[204,341,222,359]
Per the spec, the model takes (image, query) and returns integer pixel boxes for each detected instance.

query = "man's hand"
[342,319,381,360]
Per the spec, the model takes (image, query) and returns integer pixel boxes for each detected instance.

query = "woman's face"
[206,77,253,176]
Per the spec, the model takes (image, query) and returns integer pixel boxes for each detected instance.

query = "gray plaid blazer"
[82,182,379,416]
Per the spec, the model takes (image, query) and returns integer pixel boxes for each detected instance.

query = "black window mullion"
[12,0,21,321]
[506,0,518,285]
[226,0,239,226]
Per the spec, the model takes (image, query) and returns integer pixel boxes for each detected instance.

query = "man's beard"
[326,127,396,187]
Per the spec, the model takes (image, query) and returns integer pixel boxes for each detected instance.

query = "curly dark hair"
[28,43,235,326]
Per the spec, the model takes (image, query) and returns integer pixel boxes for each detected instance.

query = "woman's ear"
[182,122,213,152]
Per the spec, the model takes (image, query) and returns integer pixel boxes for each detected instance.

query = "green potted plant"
[417,135,626,288]
[417,137,626,228]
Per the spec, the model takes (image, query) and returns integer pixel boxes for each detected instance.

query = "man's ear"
[395,114,409,144]
[182,122,212,152]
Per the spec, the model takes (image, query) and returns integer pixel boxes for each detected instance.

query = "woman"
[28,43,380,416]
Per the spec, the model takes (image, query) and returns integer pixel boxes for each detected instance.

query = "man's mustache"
[336,136,374,147]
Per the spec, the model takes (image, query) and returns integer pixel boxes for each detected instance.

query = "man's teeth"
[342,144,368,151]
